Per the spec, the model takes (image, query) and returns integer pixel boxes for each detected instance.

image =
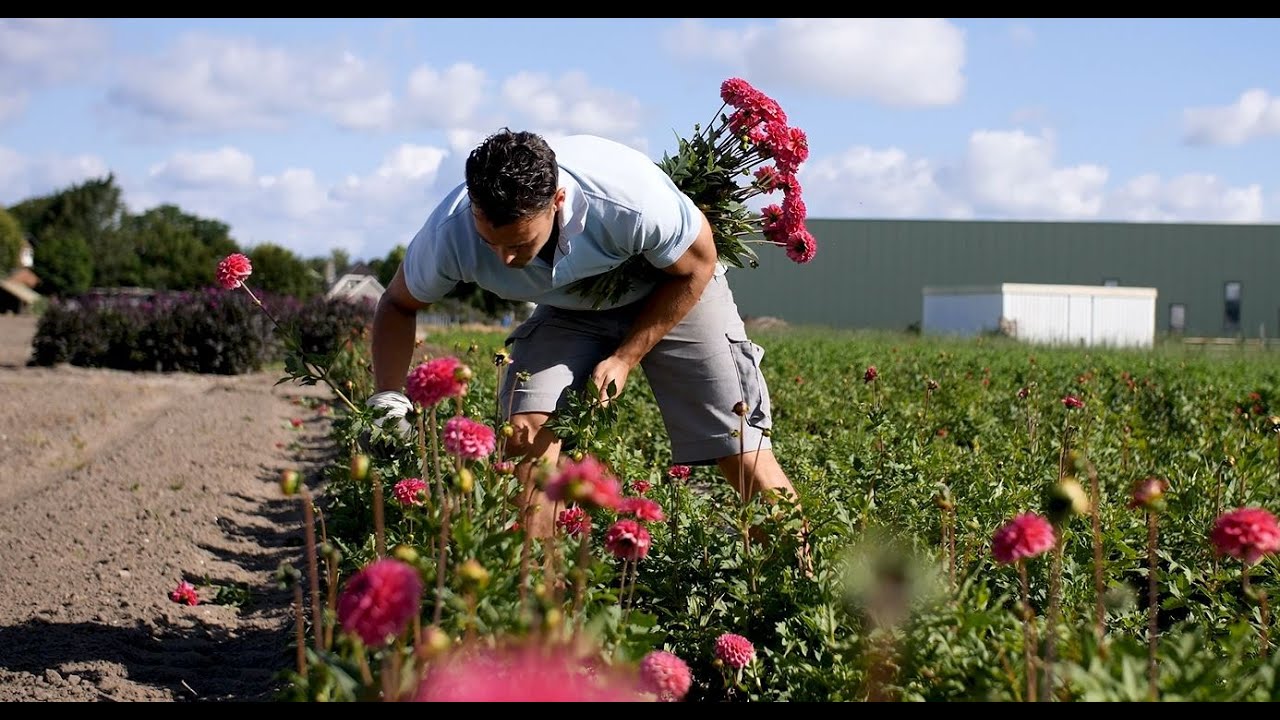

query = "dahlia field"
[268,321,1279,702]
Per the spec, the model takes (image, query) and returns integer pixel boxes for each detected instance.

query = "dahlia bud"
[863,366,878,384]
[1047,478,1091,524]
[926,379,940,392]
[501,423,514,438]
[543,607,563,631]
[280,469,301,496]
[493,348,512,367]
[1270,415,1280,431]
[1127,476,1168,512]
[350,454,370,482]
[455,468,474,493]
[454,364,474,383]
[733,401,748,417]
[459,558,490,592]
[275,562,302,589]
[933,485,954,511]
[393,544,419,564]
[494,460,516,476]
[421,625,451,659]
[571,450,584,462]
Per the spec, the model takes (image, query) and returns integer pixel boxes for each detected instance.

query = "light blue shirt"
[402,134,705,311]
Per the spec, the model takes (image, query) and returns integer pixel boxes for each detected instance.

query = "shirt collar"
[556,168,587,252]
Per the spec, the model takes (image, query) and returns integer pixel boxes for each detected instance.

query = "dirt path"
[0,315,335,701]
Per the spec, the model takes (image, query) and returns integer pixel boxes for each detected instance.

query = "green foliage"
[32,230,93,296]
[287,325,1280,701]
[0,207,22,272]
[249,243,322,299]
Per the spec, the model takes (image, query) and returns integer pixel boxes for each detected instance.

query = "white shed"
[922,283,1158,348]
[327,273,385,305]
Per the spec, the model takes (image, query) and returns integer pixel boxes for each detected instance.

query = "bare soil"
[0,315,335,701]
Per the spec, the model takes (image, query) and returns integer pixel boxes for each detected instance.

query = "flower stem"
[301,489,323,657]
[1019,561,1038,703]
[1043,536,1064,700]
[432,492,452,625]
[294,582,307,677]
[371,471,386,558]
[1087,461,1106,649]
[1147,510,1160,701]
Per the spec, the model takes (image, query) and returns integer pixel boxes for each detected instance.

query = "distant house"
[327,273,385,305]
[0,270,40,314]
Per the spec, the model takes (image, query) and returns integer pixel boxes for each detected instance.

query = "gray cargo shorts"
[498,274,773,465]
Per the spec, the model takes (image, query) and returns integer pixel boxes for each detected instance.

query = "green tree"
[0,208,22,272]
[370,244,406,289]
[249,243,321,298]
[124,208,217,289]
[33,230,93,296]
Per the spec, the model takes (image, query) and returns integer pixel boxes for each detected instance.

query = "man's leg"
[715,447,798,505]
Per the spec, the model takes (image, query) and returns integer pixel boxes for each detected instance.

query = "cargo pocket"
[726,331,772,430]
[503,314,543,347]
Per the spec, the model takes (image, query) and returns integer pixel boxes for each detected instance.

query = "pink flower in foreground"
[991,513,1056,564]
[720,77,756,107]
[337,559,423,646]
[393,478,429,507]
[1211,507,1280,566]
[667,465,692,481]
[442,416,496,460]
[545,456,622,510]
[557,506,591,537]
[714,633,755,669]
[1062,395,1085,410]
[169,580,199,606]
[785,229,817,264]
[604,519,652,561]
[753,165,780,192]
[415,644,643,702]
[618,497,665,523]
[640,650,692,702]
[216,253,252,290]
[405,357,468,408]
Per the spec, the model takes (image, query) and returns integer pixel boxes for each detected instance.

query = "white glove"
[366,390,415,439]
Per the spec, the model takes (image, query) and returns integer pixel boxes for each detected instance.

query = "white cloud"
[0,19,107,125]
[962,129,1109,218]
[501,71,645,138]
[148,147,255,189]
[665,18,965,107]
[801,146,970,219]
[1183,89,1280,146]
[404,63,488,128]
[1008,23,1036,48]
[1104,173,1264,223]
[0,146,110,205]
[107,34,392,134]
[129,143,453,259]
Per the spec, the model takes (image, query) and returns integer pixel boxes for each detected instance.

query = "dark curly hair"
[465,128,558,227]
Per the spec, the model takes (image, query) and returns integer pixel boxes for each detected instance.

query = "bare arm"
[372,264,431,393]
[590,212,717,400]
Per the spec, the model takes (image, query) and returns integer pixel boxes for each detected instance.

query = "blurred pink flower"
[406,357,468,408]
[216,253,252,290]
[169,580,199,606]
[415,644,644,702]
[640,650,692,702]
[545,456,622,510]
[393,478,429,507]
[631,479,652,495]
[991,513,1056,564]
[1062,395,1085,410]
[443,416,496,460]
[667,465,692,481]
[714,633,755,669]
[337,559,423,646]
[1211,507,1280,565]
[604,519,652,561]
[618,497,665,523]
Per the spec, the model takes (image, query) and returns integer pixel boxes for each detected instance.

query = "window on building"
[1169,303,1186,334]
[1224,282,1242,334]
[1102,278,1119,287]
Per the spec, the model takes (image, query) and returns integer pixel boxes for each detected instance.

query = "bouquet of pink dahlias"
[571,77,815,308]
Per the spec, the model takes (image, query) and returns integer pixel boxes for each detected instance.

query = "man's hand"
[590,355,633,407]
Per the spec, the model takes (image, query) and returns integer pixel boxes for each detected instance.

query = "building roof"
[327,273,385,300]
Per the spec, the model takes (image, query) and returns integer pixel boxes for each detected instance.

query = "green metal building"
[726,218,1280,339]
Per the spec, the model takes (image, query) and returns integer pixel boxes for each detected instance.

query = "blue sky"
[2,18,1278,261]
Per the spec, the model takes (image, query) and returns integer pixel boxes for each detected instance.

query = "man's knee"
[506,412,557,460]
